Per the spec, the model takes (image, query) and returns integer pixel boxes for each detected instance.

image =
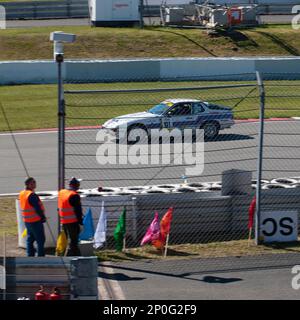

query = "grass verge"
[0,197,17,236]
[95,239,300,262]
[0,25,300,60]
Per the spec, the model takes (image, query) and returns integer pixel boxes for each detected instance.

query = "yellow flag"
[56,230,68,256]
[21,228,27,238]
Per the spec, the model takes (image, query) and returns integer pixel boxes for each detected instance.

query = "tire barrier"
[203,185,222,191]
[270,178,299,185]
[155,184,178,190]
[173,186,198,193]
[76,177,300,196]
[186,182,211,189]
[262,183,295,190]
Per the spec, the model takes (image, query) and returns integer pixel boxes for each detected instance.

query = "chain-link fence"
[63,72,300,273]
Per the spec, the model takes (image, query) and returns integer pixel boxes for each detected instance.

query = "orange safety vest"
[58,189,78,224]
[19,190,44,223]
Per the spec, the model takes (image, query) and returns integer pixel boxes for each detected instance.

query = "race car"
[101,99,234,141]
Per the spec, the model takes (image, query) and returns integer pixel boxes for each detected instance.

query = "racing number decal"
[164,120,171,128]
[161,118,171,129]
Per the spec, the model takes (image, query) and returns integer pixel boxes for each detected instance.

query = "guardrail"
[1,0,89,20]
[0,1,297,21]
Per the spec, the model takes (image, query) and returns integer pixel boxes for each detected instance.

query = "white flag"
[94,201,107,249]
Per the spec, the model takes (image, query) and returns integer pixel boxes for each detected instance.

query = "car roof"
[162,99,201,104]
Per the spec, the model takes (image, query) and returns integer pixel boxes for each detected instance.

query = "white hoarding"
[260,211,298,243]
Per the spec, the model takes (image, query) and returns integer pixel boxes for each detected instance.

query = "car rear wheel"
[203,122,219,140]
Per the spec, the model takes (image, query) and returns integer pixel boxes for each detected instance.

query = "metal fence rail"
[63,72,300,251]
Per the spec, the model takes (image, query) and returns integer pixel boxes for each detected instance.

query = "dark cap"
[69,177,81,186]
[25,177,36,186]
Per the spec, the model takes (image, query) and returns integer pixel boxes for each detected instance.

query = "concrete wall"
[1,57,300,85]
[0,60,63,85]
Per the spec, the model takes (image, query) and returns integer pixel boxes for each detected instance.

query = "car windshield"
[148,103,171,115]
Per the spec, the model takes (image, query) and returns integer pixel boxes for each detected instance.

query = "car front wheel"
[127,126,149,144]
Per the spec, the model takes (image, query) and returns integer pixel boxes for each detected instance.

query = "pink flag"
[140,212,161,246]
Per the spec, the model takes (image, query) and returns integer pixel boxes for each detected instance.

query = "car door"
[162,102,196,130]
[192,102,207,128]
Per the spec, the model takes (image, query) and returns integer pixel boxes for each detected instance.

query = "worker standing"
[58,177,83,256]
[19,177,46,257]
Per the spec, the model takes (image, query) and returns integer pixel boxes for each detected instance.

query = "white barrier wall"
[16,197,59,248]
[0,60,66,85]
[159,57,256,80]
[1,57,300,85]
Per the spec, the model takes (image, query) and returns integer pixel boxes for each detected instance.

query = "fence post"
[139,0,144,28]
[255,71,265,245]
[2,232,6,300]
[67,0,71,18]
[132,197,137,243]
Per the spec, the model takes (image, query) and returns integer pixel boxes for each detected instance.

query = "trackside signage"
[260,211,298,243]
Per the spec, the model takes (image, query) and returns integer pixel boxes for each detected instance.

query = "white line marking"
[100,262,126,300]
[97,277,111,300]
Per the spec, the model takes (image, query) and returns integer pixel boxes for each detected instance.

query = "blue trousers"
[25,221,45,257]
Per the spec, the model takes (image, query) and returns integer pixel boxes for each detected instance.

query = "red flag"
[152,207,173,249]
[248,196,256,230]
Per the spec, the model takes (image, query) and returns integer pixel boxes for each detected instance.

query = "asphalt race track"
[0,120,299,194]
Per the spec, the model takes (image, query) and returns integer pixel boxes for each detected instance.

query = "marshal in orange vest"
[58,189,78,224]
[19,190,44,223]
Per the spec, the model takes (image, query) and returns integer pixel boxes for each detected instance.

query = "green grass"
[0,25,300,60]
[0,24,299,131]
[0,197,17,237]
[0,80,300,131]
[95,239,300,262]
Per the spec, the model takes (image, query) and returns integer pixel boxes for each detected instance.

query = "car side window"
[193,103,205,114]
[168,103,192,116]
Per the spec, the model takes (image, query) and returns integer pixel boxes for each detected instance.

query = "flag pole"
[123,235,126,253]
[248,227,252,247]
[164,233,170,258]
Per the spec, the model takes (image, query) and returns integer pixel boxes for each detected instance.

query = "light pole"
[50,31,76,233]
[255,71,265,245]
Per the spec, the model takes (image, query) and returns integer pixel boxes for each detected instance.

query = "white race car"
[101,99,234,140]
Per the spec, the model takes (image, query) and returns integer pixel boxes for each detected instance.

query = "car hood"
[103,112,160,128]
[116,111,159,120]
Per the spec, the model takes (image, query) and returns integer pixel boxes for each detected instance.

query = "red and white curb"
[235,118,294,123]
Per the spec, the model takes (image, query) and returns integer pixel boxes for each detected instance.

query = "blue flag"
[79,208,95,241]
